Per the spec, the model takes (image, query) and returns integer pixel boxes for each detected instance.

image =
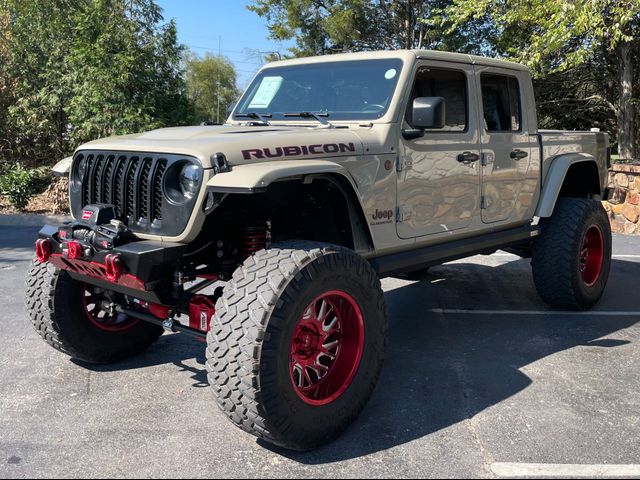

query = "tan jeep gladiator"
[26,50,612,450]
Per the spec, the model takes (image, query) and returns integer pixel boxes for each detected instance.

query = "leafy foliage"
[0,0,196,168]
[248,0,496,57]
[442,0,637,71]
[0,164,50,209]
[184,52,240,124]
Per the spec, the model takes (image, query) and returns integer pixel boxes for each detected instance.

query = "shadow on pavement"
[264,258,640,463]
[73,258,640,463]
[73,334,207,387]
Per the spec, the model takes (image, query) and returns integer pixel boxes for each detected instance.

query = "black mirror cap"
[412,96,446,129]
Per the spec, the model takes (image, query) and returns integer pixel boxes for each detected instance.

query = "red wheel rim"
[82,285,138,333]
[289,290,365,406]
[580,225,604,287]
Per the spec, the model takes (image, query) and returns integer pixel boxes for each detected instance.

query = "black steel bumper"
[36,223,186,304]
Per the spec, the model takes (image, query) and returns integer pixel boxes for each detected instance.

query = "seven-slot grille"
[78,153,167,228]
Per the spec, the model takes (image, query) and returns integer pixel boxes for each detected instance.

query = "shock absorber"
[241,225,267,258]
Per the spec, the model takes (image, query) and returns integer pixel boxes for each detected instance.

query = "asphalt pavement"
[0,227,639,478]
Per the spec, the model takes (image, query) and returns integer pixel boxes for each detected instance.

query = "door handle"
[457,151,480,164]
[510,149,528,160]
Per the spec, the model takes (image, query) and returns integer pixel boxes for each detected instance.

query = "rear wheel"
[206,242,388,450]
[531,198,612,309]
[25,260,163,363]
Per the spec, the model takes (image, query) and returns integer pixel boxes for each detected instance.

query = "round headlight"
[178,164,202,199]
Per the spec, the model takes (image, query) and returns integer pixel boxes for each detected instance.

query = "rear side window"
[480,74,521,132]
[406,67,467,132]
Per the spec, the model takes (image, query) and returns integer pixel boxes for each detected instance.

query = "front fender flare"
[206,160,374,252]
[535,153,602,218]
[206,160,355,193]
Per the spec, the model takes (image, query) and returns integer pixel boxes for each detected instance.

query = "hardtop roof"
[262,49,530,73]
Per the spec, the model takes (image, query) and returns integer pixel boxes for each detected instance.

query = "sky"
[155,0,293,89]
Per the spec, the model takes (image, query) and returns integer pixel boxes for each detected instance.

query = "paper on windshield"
[248,76,283,109]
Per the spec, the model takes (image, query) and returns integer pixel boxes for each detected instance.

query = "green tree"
[63,0,192,144]
[442,0,640,159]
[184,52,239,124]
[0,7,13,162]
[0,0,193,167]
[248,0,495,57]
[1,0,76,165]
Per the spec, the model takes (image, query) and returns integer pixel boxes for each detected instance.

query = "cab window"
[405,67,468,132]
[481,74,521,132]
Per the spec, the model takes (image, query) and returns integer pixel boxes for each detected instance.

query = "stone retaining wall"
[603,164,640,234]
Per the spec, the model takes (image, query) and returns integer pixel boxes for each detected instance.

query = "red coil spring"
[241,226,267,258]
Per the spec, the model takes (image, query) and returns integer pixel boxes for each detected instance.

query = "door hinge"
[396,155,413,172]
[397,205,412,222]
[481,195,490,210]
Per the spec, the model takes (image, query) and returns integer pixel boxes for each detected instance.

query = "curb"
[0,213,71,227]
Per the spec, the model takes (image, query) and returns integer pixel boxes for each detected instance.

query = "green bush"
[0,164,50,209]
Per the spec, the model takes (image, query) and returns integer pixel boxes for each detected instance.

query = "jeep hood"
[77,125,367,168]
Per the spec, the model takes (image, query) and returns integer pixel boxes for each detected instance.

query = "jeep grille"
[70,151,202,236]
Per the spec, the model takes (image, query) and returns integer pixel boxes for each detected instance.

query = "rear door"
[397,61,481,239]
[476,68,539,224]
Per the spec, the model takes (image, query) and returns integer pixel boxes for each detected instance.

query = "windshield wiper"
[284,111,333,127]
[235,112,272,126]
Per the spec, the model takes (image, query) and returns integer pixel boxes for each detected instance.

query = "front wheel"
[206,242,388,450]
[25,260,163,363]
[531,198,612,310]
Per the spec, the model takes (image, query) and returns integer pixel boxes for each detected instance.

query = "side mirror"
[402,96,446,140]
[413,96,445,129]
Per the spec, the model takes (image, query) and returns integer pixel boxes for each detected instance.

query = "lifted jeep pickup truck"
[26,50,611,450]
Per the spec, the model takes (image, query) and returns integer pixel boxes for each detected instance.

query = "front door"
[397,61,481,239]
[476,67,540,224]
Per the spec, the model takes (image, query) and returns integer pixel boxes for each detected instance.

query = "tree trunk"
[617,41,636,160]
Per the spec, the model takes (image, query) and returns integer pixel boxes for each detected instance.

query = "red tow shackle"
[35,239,51,263]
[104,254,123,282]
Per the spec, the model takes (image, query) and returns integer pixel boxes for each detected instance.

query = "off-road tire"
[25,259,163,363]
[206,242,388,450]
[531,198,612,310]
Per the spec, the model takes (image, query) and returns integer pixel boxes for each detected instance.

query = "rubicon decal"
[242,142,356,160]
[82,210,93,220]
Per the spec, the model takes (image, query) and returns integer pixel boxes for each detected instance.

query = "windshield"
[233,59,404,121]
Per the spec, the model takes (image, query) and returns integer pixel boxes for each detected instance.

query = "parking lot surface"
[0,226,639,478]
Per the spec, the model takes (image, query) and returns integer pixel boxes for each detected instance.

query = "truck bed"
[538,129,610,182]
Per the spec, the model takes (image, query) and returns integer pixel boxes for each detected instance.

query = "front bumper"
[36,223,186,304]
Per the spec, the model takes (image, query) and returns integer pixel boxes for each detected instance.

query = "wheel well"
[558,161,602,198]
[194,175,373,255]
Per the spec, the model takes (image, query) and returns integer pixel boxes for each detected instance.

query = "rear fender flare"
[536,153,603,218]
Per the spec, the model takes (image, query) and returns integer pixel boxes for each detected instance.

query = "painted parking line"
[430,308,640,316]
[491,462,640,478]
